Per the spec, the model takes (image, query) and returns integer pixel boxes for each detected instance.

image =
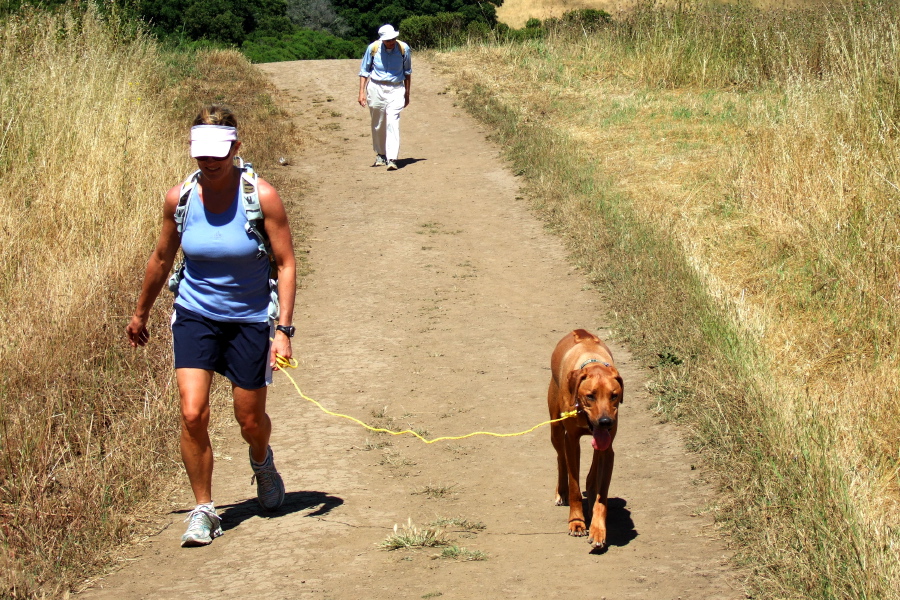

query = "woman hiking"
[126,104,297,547]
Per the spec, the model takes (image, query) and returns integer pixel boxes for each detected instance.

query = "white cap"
[190,125,237,158]
[378,24,399,41]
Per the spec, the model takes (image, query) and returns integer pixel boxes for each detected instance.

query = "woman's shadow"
[175,491,344,533]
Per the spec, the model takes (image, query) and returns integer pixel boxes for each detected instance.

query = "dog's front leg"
[588,448,615,549]
[551,420,569,505]
[563,432,587,536]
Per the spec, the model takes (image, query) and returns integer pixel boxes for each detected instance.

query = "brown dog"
[548,329,623,550]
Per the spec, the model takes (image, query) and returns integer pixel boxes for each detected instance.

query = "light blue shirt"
[359,41,412,84]
[175,185,270,323]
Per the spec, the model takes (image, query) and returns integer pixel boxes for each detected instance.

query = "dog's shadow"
[174,490,344,533]
[582,496,637,554]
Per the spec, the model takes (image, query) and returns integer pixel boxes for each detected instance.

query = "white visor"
[190,125,237,158]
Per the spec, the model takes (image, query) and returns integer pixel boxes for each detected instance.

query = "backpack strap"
[237,157,272,262]
[236,158,280,321]
[173,169,201,236]
[368,39,407,67]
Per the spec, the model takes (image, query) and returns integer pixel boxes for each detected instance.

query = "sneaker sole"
[180,525,222,547]
[181,534,213,547]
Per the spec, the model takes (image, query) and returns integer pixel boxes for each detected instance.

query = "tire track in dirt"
[78,59,743,600]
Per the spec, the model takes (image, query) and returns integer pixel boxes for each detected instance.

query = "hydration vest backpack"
[167,157,280,320]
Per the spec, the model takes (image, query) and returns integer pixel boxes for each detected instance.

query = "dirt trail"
[80,59,742,600]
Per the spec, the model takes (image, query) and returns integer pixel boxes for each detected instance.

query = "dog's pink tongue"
[591,429,611,451]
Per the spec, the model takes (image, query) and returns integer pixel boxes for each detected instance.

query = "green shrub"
[399,12,465,48]
[466,20,491,43]
[560,8,612,32]
[242,28,365,62]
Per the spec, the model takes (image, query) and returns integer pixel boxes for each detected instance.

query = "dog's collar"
[579,358,610,370]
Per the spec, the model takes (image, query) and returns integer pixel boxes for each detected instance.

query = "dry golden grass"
[497,0,621,28]
[0,5,302,597]
[496,0,828,27]
[432,1,899,597]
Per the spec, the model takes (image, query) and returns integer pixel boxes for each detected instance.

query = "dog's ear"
[616,373,624,404]
[567,369,586,398]
[572,329,600,344]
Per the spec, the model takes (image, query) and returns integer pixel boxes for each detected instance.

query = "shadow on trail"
[583,497,638,554]
[395,157,426,169]
[200,491,344,532]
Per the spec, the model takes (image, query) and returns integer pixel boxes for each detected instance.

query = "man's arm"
[404,75,411,108]
[358,75,369,107]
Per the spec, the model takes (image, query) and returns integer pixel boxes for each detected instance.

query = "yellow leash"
[273,354,576,443]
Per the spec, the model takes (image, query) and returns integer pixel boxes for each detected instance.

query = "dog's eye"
[583,394,595,403]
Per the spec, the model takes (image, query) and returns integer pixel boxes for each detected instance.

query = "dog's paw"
[568,520,588,536]
[588,535,607,550]
[588,525,607,549]
[554,494,567,506]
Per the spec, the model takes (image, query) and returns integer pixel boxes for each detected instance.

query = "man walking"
[358,24,412,171]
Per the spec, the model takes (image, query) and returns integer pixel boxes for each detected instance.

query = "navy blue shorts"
[171,305,273,389]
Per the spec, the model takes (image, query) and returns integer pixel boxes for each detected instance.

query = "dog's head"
[567,363,623,451]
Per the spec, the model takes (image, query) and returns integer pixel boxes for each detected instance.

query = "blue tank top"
[174,184,270,322]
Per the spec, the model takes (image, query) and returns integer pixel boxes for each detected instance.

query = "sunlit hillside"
[497,0,824,28]
[497,0,618,27]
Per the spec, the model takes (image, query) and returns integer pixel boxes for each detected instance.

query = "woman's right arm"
[126,186,182,347]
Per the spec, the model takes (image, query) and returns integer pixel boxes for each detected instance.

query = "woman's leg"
[233,384,271,462]
[234,384,285,510]
[177,367,215,504]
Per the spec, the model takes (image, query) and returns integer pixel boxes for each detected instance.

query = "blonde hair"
[192,104,238,132]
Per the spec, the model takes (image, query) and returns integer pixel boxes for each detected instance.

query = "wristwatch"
[275,325,295,338]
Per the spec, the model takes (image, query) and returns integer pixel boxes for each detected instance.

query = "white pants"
[367,81,405,160]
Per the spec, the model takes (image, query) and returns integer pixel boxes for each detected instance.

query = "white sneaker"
[386,160,398,171]
[373,154,387,167]
[181,504,222,547]
[250,446,285,511]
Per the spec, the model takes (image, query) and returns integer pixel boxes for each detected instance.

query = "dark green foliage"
[5,0,504,61]
[560,8,611,30]
[242,27,364,61]
[332,0,502,40]
[398,12,464,48]
[134,0,293,45]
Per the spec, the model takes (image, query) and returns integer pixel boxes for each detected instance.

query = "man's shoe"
[372,154,387,167]
[181,504,222,547]
[386,160,398,171]
[250,446,285,511]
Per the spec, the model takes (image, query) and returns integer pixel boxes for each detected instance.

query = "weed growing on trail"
[437,545,488,561]
[380,518,449,550]
[361,439,392,451]
[409,426,430,438]
[430,517,486,531]
[412,484,458,499]
[379,450,415,468]
[370,406,399,431]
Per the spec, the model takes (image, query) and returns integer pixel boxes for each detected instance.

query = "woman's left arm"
[258,178,297,368]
